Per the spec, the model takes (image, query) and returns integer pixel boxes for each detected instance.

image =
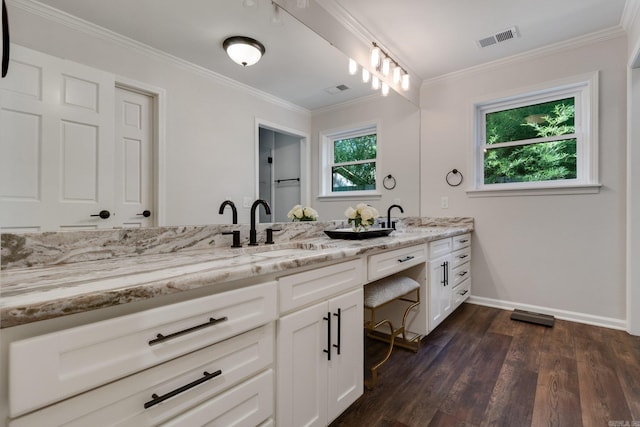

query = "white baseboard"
[467,295,627,331]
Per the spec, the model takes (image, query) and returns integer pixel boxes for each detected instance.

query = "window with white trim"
[472,74,599,195]
[320,124,379,197]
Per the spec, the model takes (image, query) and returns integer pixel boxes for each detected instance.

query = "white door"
[277,302,328,427]
[0,45,154,231]
[114,86,154,227]
[327,288,363,422]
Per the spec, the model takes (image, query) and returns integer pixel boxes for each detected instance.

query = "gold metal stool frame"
[364,278,421,389]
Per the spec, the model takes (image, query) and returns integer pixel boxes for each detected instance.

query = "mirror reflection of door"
[0,45,155,232]
[258,127,301,222]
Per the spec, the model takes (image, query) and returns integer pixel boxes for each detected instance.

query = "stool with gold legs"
[363,275,421,388]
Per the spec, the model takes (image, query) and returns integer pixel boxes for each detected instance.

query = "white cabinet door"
[327,288,363,423]
[277,288,364,427]
[429,254,452,331]
[277,302,329,427]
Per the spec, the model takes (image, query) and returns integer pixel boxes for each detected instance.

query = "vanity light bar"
[349,42,410,94]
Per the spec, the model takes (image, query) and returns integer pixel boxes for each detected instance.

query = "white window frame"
[318,122,381,199]
[468,72,601,197]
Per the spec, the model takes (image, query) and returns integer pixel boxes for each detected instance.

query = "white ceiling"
[25,0,628,110]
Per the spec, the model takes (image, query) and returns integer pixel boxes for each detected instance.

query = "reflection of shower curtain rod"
[275,178,300,183]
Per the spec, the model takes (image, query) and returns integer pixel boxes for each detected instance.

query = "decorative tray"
[324,228,394,240]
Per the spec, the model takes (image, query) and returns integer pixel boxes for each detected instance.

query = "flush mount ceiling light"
[223,36,265,67]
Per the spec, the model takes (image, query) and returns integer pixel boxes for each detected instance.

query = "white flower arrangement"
[344,203,379,232]
[287,205,318,221]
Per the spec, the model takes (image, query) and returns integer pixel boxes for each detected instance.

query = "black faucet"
[249,199,271,246]
[218,200,238,224]
[387,204,404,230]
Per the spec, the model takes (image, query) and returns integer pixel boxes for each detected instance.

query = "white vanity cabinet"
[8,281,278,426]
[277,259,364,427]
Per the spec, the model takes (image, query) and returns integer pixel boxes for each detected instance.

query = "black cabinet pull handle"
[90,210,110,219]
[441,262,447,286]
[144,370,222,409]
[458,271,468,277]
[137,210,151,217]
[458,239,469,243]
[443,261,449,286]
[323,312,331,360]
[333,308,341,355]
[398,255,415,263]
[458,254,469,259]
[148,316,228,346]
[460,290,469,296]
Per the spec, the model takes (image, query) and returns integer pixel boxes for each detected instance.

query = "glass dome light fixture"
[223,36,265,67]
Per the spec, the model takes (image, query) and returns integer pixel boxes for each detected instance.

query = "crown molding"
[622,0,640,30]
[9,0,310,116]
[422,26,626,88]
[311,92,381,116]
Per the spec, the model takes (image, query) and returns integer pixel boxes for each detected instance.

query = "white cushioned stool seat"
[364,275,420,309]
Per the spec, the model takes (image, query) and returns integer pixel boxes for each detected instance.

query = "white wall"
[420,35,628,326]
[310,92,421,222]
[8,3,310,226]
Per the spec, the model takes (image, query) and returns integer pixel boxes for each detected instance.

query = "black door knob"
[137,210,151,218]
[90,210,111,219]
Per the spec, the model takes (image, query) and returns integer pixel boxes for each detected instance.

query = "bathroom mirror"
[1,0,419,230]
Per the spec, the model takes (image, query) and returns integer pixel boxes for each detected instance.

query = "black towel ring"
[446,169,463,187]
[383,174,396,190]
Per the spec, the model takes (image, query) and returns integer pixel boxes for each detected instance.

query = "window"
[320,124,380,197]
[471,73,600,195]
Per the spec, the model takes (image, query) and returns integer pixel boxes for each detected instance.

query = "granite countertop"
[0,219,473,328]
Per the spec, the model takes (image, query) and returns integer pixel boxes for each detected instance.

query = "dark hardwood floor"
[330,303,640,427]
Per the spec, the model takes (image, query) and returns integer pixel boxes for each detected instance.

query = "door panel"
[114,87,154,228]
[0,45,154,231]
[0,45,114,231]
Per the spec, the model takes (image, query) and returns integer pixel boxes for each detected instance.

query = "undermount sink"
[244,242,322,257]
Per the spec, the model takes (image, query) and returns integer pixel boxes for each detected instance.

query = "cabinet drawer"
[452,233,471,250]
[368,244,427,281]
[451,262,471,288]
[451,246,471,269]
[279,259,363,313]
[452,278,471,308]
[428,238,452,259]
[9,281,277,417]
[9,324,274,427]
[161,369,273,427]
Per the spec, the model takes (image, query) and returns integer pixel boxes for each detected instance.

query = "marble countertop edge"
[0,225,473,328]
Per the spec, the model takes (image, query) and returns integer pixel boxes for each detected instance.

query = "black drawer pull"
[458,239,469,243]
[148,316,228,346]
[460,290,469,296]
[398,255,415,263]
[144,370,222,409]
[458,271,468,277]
[458,254,469,259]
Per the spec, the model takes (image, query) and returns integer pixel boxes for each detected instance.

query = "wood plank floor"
[330,303,640,427]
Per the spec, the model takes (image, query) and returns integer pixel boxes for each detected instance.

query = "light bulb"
[348,58,357,75]
[381,82,389,96]
[370,46,381,68]
[393,66,401,84]
[372,75,380,90]
[362,68,370,83]
[401,73,410,91]
[381,57,391,76]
